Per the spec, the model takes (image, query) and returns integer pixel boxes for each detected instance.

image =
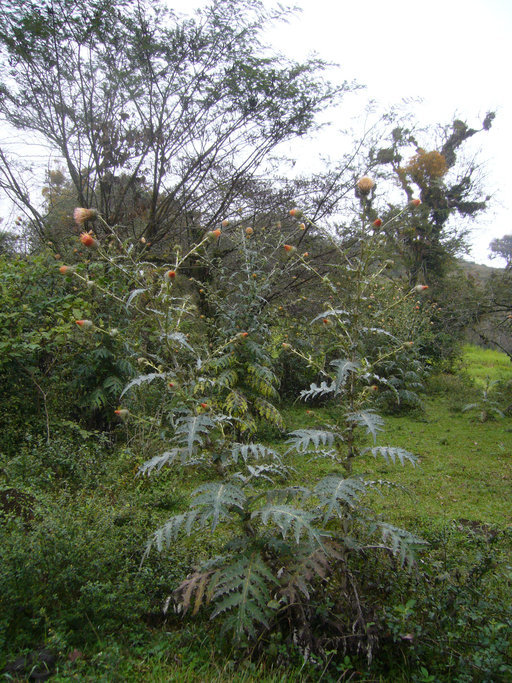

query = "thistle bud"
[373,218,382,228]
[283,244,295,253]
[414,284,429,292]
[282,342,290,349]
[79,232,98,248]
[74,208,98,225]
[75,319,93,330]
[165,270,176,280]
[411,198,421,207]
[114,408,130,418]
[59,265,75,275]
[208,229,222,240]
[245,227,253,236]
[221,219,229,228]
[289,208,302,218]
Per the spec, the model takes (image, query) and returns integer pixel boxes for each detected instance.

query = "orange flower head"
[283,244,295,253]
[373,218,382,228]
[411,198,421,207]
[299,223,306,230]
[208,229,222,240]
[245,227,253,236]
[370,385,378,392]
[240,331,249,338]
[166,270,176,280]
[221,219,229,228]
[168,382,175,388]
[79,232,98,248]
[74,208,98,225]
[356,176,374,195]
[200,402,208,409]
[289,208,302,218]
[414,284,429,292]
[322,318,330,325]
[75,319,93,330]
[302,252,309,258]
[282,342,290,349]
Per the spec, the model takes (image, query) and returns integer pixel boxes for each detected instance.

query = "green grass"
[282,397,512,529]
[461,343,512,385]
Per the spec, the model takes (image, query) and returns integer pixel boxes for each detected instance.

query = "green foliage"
[462,378,505,422]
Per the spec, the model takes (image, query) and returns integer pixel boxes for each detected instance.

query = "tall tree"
[489,234,512,268]
[0,0,348,248]
[372,114,494,285]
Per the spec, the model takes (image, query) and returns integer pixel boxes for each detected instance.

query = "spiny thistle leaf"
[232,463,289,484]
[163,331,195,354]
[361,327,399,342]
[300,381,335,401]
[377,522,427,567]
[230,442,282,464]
[174,415,215,456]
[175,569,216,616]
[311,309,350,324]
[145,509,202,558]
[314,476,367,522]
[192,482,246,531]
[280,546,333,603]
[138,448,183,476]
[209,552,277,639]
[399,389,423,407]
[331,358,360,394]
[345,410,384,443]
[262,486,311,506]
[365,446,417,466]
[252,504,326,546]
[286,429,337,453]
[120,372,166,398]
[125,287,147,310]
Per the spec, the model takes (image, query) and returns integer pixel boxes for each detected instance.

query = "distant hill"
[458,259,502,283]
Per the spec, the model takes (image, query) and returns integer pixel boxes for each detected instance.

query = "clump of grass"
[461,344,512,386]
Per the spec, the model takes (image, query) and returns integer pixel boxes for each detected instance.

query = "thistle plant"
[67,190,427,657]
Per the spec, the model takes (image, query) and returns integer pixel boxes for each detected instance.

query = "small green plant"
[462,377,505,422]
